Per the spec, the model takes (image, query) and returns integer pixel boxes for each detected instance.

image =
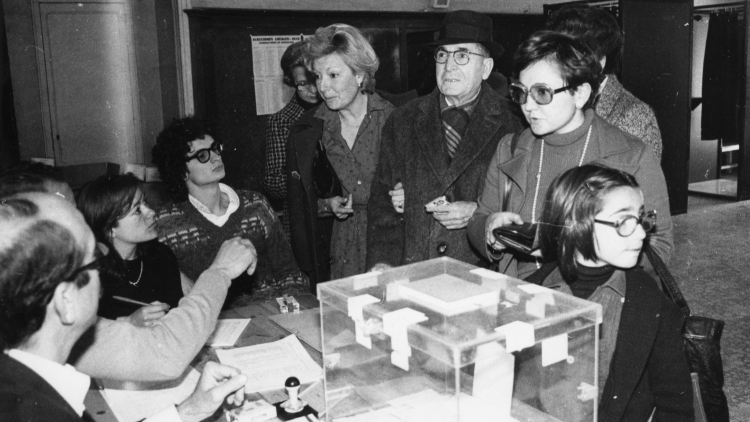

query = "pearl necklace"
[128,260,144,286]
[530,125,592,223]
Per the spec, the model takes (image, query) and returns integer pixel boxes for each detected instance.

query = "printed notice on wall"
[252,34,310,116]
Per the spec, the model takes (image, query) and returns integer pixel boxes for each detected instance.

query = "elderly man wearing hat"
[367,10,523,269]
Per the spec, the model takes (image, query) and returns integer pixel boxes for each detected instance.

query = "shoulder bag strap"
[501,131,522,212]
[645,245,691,317]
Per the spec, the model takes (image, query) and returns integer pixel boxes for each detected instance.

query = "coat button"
[437,243,448,255]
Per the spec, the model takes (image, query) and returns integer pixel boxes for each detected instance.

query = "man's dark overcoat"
[367,82,523,268]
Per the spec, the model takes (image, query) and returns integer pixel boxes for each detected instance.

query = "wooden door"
[620,0,693,215]
[32,0,142,166]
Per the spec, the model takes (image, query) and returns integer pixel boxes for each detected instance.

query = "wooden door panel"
[35,1,141,166]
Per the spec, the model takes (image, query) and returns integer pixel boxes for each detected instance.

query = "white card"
[542,334,569,367]
[495,321,535,353]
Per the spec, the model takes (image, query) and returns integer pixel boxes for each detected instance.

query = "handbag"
[646,246,729,422]
[312,139,343,199]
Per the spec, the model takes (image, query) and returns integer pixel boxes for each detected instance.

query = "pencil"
[112,295,150,307]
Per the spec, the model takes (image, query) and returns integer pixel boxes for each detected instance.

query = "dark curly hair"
[546,5,624,75]
[152,116,214,202]
[538,164,639,282]
[513,30,602,110]
[0,198,89,349]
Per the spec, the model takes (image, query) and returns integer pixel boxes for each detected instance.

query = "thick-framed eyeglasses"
[595,210,657,237]
[434,49,487,65]
[186,142,223,164]
[510,82,577,105]
[296,81,315,91]
[65,244,109,281]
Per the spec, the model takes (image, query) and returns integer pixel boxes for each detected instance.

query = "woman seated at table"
[78,173,183,326]
[526,164,692,421]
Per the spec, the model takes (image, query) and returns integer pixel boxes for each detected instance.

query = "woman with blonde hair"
[287,24,396,284]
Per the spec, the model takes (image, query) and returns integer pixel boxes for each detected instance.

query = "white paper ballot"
[207,318,251,347]
[216,335,322,393]
[100,367,200,422]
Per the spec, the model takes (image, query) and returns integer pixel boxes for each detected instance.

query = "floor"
[675,192,750,420]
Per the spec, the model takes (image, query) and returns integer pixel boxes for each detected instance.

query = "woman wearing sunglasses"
[524,164,692,421]
[467,30,672,279]
[152,117,307,306]
[77,174,183,326]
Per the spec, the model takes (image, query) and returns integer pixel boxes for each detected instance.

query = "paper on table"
[207,318,251,347]
[100,367,200,422]
[216,334,322,393]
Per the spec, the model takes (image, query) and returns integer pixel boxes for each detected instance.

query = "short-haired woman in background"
[467,30,672,279]
[287,24,396,284]
[264,39,321,239]
[77,174,182,326]
[526,164,692,421]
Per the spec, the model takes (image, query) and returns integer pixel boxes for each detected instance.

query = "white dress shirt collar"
[188,183,240,227]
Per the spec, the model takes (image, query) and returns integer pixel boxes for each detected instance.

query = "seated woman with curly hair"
[152,116,307,306]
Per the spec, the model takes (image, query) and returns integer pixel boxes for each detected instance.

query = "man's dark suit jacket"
[0,353,83,421]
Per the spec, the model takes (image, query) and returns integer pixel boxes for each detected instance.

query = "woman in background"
[287,24,395,284]
[264,39,321,239]
[527,164,692,421]
[78,174,182,326]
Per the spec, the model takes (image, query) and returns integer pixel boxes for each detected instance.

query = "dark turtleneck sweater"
[568,264,616,299]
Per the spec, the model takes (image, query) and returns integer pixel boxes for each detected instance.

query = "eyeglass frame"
[295,81,315,91]
[185,142,223,164]
[594,210,657,237]
[509,82,578,106]
[65,244,109,282]
[433,48,488,66]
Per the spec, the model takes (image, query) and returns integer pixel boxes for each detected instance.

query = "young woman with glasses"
[77,174,183,326]
[467,30,673,279]
[152,117,307,306]
[523,164,693,421]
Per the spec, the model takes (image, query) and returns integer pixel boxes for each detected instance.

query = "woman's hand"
[390,182,404,213]
[126,302,170,327]
[325,194,354,220]
[485,211,524,251]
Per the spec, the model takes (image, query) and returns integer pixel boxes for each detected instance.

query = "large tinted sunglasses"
[510,82,577,105]
[65,244,110,281]
[186,142,223,164]
[595,210,657,237]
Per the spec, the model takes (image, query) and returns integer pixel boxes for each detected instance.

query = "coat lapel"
[445,84,508,187]
[415,91,449,187]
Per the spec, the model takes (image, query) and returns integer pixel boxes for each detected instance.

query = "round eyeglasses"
[186,142,223,164]
[510,82,577,105]
[434,49,487,66]
[595,210,657,237]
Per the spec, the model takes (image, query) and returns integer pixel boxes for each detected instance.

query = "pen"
[112,295,151,307]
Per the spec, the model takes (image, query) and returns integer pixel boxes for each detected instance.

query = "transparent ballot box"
[317,257,603,422]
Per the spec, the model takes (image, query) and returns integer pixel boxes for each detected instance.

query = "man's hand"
[208,237,258,278]
[176,362,247,422]
[125,302,169,327]
[324,194,354,220]
[389,182,404,213]
[430,201,478,230]
[485,211,524,251]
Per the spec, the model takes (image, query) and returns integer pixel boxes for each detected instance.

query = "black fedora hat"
[426,10,504,58]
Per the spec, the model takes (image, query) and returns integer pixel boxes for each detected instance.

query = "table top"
[85,293,321,422]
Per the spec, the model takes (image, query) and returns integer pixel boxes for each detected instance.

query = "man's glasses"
[595,211,657,237]
[510,82,577,105]
[296,81,315,91]
[65,244,109,281]
[186,142,223,164]
[434,49,487,66]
